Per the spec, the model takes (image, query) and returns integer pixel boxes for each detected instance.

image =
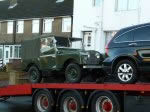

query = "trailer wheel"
[60,91,84,112]
[91,92,120,112]
[28,66,42,83]
[33,90,54,112]
[65,63,82,83]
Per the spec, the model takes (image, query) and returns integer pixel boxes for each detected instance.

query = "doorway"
[83,31,92,50]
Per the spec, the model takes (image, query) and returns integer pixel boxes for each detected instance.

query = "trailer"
[1,83,150,112]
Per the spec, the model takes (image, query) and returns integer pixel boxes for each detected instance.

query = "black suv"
[103,23,150,83]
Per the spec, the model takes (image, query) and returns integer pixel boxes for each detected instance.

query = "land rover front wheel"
[28,66,42,83]
[115,60,137,84]
[65,63,82,83]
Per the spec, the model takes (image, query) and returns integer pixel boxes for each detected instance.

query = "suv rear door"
[133,25,150,71]
[110,31,134,57]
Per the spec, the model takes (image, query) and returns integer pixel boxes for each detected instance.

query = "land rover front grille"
[86,51,100,65]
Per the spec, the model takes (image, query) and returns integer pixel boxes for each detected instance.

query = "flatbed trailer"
[1,83,150,112]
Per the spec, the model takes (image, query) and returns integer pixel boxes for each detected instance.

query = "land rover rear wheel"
[65,63,82,83]
[28,66,42,83]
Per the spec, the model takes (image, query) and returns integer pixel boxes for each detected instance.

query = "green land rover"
[21,35,102,83]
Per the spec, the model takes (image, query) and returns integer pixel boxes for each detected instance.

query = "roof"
[115,23,150,37]
[0,0,73,21]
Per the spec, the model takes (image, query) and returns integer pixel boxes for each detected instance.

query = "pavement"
[0,96,33,112]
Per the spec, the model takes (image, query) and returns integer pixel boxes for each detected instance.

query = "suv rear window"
[114,32,133,43]
[134,26,150,41]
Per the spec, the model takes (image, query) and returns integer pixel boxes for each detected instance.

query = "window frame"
[116,0,138,11]
[114,31,134,43]
[62,17,72,33]
[133,26,150,42]
[32,19,40,33]
[16,20,24,34]
[7,21,14,34]
[14,45,21,59]
[93,0,102,7]
[43,18,53,33]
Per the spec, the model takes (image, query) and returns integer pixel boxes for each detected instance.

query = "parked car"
[21,35,102,83]
[103,23,150,83]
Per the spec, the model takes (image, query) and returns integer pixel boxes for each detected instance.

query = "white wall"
[103,0,139,31]
[140,0,150,24]
[73,0,105,52]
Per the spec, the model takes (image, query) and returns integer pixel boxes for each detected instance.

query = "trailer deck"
[0,83,150,97]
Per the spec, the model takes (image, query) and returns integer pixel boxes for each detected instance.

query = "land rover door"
[40,37,56,70]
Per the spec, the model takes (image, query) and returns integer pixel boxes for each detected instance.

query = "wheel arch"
[111,55,139,74]
[26,63,40,72]
[63,58,79,69]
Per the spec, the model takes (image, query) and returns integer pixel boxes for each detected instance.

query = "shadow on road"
[0,96,33,112]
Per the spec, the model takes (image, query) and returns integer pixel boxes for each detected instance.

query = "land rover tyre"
[91,92,120,112]
[28,66,42,83]
[65,63,82,83]
[60,91,84,112]
[33,90,54,112]
[114,60,137,84]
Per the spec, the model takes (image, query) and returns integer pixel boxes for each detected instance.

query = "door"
[133,26,150,71]
[4,46,10,65]
[83,32,92,50]
[40,37,56,70]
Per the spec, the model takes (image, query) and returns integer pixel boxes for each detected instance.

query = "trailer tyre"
[60,91,84,112]
[91,92,120,112]
[28,66,42,83]
[33,90,54,112]
[65,63,82,83]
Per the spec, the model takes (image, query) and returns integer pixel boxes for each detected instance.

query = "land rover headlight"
[95,52,100,58]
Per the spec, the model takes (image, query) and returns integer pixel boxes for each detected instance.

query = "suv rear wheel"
[28,66,42,83]
[114,60,137,84]
[65,63,82,83]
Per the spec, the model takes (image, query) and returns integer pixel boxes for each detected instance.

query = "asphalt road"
[0,96,33,112]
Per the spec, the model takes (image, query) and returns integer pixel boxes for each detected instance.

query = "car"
[103,23,150,83]
[21,35,102,83]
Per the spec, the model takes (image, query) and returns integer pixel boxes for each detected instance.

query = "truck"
[1,83,150,112]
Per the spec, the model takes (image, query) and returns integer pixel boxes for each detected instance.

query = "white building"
[73,0,150,53]
[73,0,105,52]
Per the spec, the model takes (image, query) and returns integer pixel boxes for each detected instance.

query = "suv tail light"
[105,39,112,56]
[105,44,109,56]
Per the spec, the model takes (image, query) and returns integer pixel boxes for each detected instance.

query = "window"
[93,0,102,7]
[134,26,150,41]
[62,18,71,32]
[114,32,133,42]
[116,0,138,11]
[0,48,3,59]
[32,20,40,33]
[14,46,21,58]
[16,21,24,33]
[7,21,13,34]
[43,19,53,33]
[105,31,117,45]
[40,37,54,53]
